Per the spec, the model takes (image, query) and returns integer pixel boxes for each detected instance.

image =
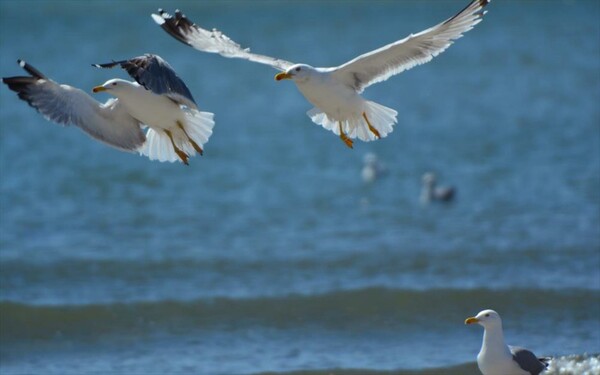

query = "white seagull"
[3,55,214,165]
[466,309,550,375]
[152,0,490,148]
[361,152,387,184]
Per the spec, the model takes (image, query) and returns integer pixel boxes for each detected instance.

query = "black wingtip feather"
[2,60,49,112]
[155,9,196,47]
[16,59,47,80]
[93,59,127,69]
[2,76,43,110]
[539,357,551,368]
[444,0,490,26]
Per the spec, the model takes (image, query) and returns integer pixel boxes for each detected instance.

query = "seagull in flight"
[152,0,490,148]
[3,55,214,165]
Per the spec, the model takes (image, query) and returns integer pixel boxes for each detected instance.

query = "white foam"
[547,354,600,375]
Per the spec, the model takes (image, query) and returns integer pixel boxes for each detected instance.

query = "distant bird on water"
[2,54,214,165]
[466,309,550,375]
[152,0,491,148]
[361,152,387,184]
[420,172,455,204]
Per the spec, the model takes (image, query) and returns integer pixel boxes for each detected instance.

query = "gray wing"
[93,54,197,109]
[331,0,490,93]
[152,9,294,71]
[510,346,549,375]
[3,60,145,152]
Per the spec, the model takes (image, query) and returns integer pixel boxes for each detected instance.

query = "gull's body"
[93,54,214,164]
[420,172,455,204]
[289,65,395,146]
[361,153,387,184]
[105,79,182,134]
[2,55,214,164]
[296,68,362,119]
[96,78,212,164]
[466,310,550,375]
[153,0,490,148]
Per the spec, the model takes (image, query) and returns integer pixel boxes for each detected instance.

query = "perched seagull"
[152,0,490,148]
[2,55,214,165]
[420,172,455,204]
[466,310,550,375]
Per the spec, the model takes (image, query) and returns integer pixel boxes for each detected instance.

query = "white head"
[92,78,138,96]
[274,64,315,83]
[422,172,436,186]
[363,152,378,165]
[465,309,503,329]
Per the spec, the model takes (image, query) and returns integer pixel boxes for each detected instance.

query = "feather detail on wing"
[152,9,294,71]
[93,54,197,109]
[3,60,145,152]
[510,346,550,375]
[332,0,490,93]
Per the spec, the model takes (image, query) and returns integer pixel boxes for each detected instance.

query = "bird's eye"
[112,82,117,86]
[485,314,490,317]
[295,67,301,72]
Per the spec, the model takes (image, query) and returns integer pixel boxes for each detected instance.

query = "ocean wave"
[1,246,598,305]
[2,287,598,341]
[251,354,600,375]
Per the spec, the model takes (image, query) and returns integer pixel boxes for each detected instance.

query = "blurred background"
[1,1,599,374]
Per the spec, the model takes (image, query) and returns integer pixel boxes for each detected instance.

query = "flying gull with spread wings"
[466,310,550,375]
[3,54,214,164]
[152,0,490,148]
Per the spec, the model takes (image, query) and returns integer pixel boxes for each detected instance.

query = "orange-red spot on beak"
[275,72,292,81]
[92,86,106,93]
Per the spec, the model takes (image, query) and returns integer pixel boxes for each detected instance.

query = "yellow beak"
[92,86,106,93]
[465,317,479,325]
[274,72,292,81]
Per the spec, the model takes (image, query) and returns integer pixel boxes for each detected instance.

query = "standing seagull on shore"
[466,310,550,375]
[3,55,214,165]
[152,0,490,148]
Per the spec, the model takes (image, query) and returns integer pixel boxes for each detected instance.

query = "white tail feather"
[307,101,397,142]
[139,109,215,163]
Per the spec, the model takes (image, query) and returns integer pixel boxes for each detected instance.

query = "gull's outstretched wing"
[152,9,294,71]
[3,60,145,152]
[331,0,490,93]
[510,346,550,375]
[93,54,197,109]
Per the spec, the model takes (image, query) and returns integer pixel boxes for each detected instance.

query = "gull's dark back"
[510,346,550,375]
[94,54,197,108]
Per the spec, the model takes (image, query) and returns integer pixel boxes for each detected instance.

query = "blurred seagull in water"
[152,0,490,148]
[466,310,550,375]
[420,172,455,204]
[2,55,214,165]
[361,152,387,184]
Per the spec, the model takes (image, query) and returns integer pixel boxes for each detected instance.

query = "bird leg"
[164,129,189,165]
[177,120,203,155]
[362,112,381,139]
[338,122,354,149]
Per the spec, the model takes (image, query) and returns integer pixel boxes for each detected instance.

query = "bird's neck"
[421,182,434,201]
[482,325,510,355]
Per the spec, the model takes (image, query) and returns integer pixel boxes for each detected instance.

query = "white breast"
[118,86,183,130]
[296,71,365,121]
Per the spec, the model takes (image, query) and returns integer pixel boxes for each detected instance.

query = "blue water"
[1,1,599,374]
